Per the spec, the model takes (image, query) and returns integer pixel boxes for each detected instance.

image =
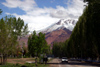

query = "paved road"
[48,58,100,67]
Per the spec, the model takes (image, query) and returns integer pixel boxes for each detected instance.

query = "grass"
[0,58,49,67]
[0,63,20,67]
[0,63,49,67]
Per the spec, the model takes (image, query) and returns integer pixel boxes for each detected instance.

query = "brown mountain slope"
[45,28,72,45]
[18,28,71,47]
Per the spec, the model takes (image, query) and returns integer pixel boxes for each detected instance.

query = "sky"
[0,0,86,32]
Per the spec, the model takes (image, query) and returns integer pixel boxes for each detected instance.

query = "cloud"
[50,0,86,19]
[7,12,59,32]
[2,0,86,32]
[2,0,37,11]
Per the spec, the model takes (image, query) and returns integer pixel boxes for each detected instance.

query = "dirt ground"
[48,58,59,67]
[7,58,35,64]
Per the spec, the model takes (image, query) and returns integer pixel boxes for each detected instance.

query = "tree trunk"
[2,54,7,65]
[0,54,3,65]
[3,55,5,64]
[1,55,3,65]
[35,57,37,67]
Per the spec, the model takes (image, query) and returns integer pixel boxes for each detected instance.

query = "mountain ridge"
[19,19,76,46]
[41,19,76,45]
[40,19,76,34]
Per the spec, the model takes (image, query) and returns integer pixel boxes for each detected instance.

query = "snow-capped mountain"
[19,19,77,47]
[40,19,77,33]
[38,19,77,45]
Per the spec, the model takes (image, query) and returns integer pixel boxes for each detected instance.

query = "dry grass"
[7,58,35,64]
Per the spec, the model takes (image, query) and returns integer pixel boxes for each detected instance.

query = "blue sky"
[35,0,68,8]
[0,0,85,32]
[0,0,69,17]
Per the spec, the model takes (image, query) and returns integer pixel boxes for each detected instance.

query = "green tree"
[28,31,48,66]
[0,9,2,15]
[28,31,38,57]
[64,0,100,60]
[52,42,66,57]
[0,16,28,64]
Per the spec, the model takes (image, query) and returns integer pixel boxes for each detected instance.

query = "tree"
[52,0,100,60]
[28,31,48,66]
[52,42,66,57]
[28,31,38,57]
[0,16,28,64]
[0,9,2,15]
[64,0,100,60]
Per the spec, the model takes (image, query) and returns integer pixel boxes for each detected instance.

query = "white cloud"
[2,0,85,32]
[9,12,59,32]
[50,0,86,19]
[2,0,37,11]
[5,12,10,15]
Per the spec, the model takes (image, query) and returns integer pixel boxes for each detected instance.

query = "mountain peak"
[40,19,77,33]
[56,19,76,25]
[56,19,65,25]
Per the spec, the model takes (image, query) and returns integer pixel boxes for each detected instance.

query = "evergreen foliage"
[28,31,49,57]
[52,0,100,60]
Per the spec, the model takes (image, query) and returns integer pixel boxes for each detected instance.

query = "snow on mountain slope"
[19,19,77,46]
[40,19,77,33]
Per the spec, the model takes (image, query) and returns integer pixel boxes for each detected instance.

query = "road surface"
[48,58,100,67]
